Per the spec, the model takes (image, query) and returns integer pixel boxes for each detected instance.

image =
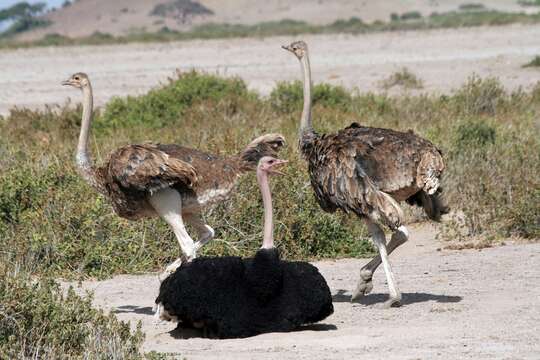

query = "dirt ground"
[70,223,540,359]
[1,24,540,117]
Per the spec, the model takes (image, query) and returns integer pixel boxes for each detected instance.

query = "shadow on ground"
[169,323,337,340]
[332,289,462,306]
[113,305,155,315]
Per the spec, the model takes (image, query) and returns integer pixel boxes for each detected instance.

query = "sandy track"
[70,224,540,359]
[1,24,540,116]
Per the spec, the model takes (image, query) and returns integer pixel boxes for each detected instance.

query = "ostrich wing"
[309,124,444,228]
[335,124,444,198]
[107,144,198,195]
[310,130,403,228]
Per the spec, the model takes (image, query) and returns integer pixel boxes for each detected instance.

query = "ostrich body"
[62,73,285,277]
[283,41,448,307]
[155,157,334,338]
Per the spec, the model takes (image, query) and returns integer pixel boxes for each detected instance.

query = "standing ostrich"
[155,156,334,338]
[282,41,448,307]
[62,73,285,278]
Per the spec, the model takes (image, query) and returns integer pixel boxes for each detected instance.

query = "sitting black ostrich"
[155,156,334,338]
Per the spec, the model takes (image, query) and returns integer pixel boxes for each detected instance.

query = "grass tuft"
[523,55,540,68]
[518,0,540,6]
[459,3,487,11]
[380,68,424,90]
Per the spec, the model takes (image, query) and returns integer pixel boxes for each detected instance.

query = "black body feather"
[156,248,334,338]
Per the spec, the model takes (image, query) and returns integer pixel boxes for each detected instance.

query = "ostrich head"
[282,40,308,59]
[257,156,288,177]
[62,72,90,89]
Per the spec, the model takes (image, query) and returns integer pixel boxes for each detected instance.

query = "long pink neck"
[256,168,274,249]
[77,83,105,195]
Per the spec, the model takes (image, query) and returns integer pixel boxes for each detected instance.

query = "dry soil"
[70,223,540,359]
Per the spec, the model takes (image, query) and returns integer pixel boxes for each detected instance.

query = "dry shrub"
[0,72,538,280]
[0,263,145,359]
[380,68,424,90]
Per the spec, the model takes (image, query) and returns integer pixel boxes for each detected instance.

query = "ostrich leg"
[352,225,409,301]
[358,219,402,308]
[149,188,196,280]
[184,212,215,254]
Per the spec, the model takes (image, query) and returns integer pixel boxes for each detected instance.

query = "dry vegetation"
[523,55,540,67]
[2,9,540,48]
[0,71,539,357]
[380,68,424,90]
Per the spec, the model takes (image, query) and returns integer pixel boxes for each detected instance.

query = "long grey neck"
[76,84,101,192]
[257,169,274,249]
[299,53,314,138]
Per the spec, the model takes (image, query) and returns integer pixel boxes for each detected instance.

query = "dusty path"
[71,223,540,359]
[1,24,540,116]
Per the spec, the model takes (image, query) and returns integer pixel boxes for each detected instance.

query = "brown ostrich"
[62,72,285,278]
[282,41,448,307]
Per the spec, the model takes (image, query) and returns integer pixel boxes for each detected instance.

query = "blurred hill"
[12,0,537,41]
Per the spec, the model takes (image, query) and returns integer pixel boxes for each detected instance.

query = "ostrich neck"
[299,54,314,138]
[257,169,274,249]
[76,84,102,193]
[78,85,93,158]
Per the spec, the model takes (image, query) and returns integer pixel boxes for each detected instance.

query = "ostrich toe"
[351,269,374,301]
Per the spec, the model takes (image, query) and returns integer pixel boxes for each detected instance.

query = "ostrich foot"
[351,269,374,301]
[153,302,178,323]
[193,225,215,254]
[376,296,402,309]
[158,258,184,282]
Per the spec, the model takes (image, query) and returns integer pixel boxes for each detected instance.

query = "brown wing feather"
[306,124,445,228]
[107,144,198,195]
[335,125,444,199]
[309,131,404,229]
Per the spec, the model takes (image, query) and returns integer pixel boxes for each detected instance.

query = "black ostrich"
[155,156,334,338]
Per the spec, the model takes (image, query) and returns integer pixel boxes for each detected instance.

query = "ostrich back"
[304,124,444,224]
[156,248,334,338]
[98,143,242,220]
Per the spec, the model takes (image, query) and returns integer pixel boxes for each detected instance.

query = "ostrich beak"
[268,159,288,176]
[281,45,292,52]
[61,79,71,86]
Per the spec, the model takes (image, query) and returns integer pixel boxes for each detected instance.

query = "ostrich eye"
[74,77,79,80]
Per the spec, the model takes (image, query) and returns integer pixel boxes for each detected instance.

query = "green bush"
[453,75,506,115]
[523,55,540,68]
[400,11,423,21]
[270,80,352,113]
[455,120,496,148]
[0,72,538,279]
[2,10,540,49]
[101,70,253,128]
[459,3,486,11]
[518,0,540,6]
[0,265,144,358]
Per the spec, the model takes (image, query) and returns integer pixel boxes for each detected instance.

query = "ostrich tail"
[406,188,450,222]
[238,133,286,170]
